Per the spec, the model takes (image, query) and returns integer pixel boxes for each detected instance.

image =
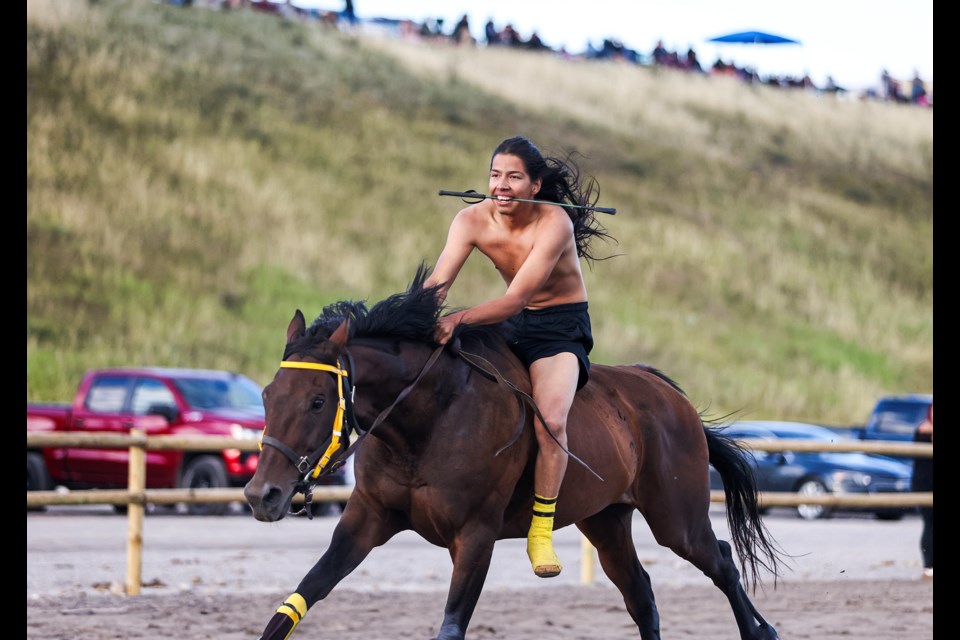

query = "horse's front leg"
[434,521,499,640]
[257,500,404,640]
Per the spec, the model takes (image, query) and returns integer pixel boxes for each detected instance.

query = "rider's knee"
[535,416,568,441]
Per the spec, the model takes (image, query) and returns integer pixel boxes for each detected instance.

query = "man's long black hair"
[492,135,617,265]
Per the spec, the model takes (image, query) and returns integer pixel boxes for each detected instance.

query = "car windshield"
[173,376,264,411]
[871,400,930,438]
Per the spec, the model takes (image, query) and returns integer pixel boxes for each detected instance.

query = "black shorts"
[506,302,593,390]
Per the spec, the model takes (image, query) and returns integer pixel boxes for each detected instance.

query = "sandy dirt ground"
[27,506,935,639]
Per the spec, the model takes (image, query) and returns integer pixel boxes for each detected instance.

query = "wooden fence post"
[125,429,146,596]
[580,534,595,584]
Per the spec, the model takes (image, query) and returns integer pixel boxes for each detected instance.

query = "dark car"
[709,420,913,520]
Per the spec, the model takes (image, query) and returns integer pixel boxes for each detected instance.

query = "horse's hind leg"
[577,505,661,639]
[714,538,779,639]
[645,508,779,640]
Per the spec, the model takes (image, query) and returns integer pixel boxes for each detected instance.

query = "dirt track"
[27,506,935,639]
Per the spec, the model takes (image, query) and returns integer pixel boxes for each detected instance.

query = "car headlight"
[828,470,872,491]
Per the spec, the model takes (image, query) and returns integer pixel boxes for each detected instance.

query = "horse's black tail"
[704,425,787,590]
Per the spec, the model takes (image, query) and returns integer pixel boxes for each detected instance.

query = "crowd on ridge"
[167,1,933,107]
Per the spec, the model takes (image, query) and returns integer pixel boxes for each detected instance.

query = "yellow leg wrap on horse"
[275,592,307,639]
[527,494,562,578]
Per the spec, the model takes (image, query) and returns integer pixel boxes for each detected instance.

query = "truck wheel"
[179,456,229,516]
[27,452,53,512]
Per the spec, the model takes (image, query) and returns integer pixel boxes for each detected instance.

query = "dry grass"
[26,0,932,425]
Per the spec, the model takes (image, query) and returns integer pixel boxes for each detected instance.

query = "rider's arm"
[424,208,476,304]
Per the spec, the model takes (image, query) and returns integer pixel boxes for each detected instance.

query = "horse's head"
[243,264,515,522]
[244,309,354,522]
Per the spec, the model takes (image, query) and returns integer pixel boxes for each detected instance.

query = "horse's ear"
[287,309,307,344]
[330,316,351,349]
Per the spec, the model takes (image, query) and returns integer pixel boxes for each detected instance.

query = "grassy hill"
[26,0,933,425]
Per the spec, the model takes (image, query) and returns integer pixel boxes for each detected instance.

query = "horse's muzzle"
[244,480,292,522]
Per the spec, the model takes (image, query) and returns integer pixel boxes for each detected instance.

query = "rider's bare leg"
[526,353,578,578]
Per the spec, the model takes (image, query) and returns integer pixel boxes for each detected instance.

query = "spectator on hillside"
[451,14,474,45]
[597,38,628,61]
[484,18,501,46]
[418,18,444,40]
[500,23,521,47]
[525,30,550,51]
[911,70,928,105]
[684,47,703,73]
[881,69,907,103]
[881,69,894,98]
[652,39,669,65]
[339,0,358,28]
[711,57,732,76]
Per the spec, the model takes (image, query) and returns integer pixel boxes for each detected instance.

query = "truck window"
[173,376,263,411]
[871,401,930,438]
[131,379,177,416]
[85,377,131,413]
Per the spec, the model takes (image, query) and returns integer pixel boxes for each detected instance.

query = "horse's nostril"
[243,484,260,509]
[243,481,288,521]
[244,481,282,508]
[261,487,280,507]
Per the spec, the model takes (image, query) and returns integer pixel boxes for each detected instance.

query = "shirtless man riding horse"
[424,135,613,578]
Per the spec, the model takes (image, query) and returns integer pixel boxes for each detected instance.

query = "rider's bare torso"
[470,199,586,309]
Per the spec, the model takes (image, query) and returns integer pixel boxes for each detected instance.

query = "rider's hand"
[434,314,460,345]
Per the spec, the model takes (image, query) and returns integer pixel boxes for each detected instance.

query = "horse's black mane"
[298,263,508,349]
[293,268,688,397]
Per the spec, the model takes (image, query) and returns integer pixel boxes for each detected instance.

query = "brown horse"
[244,266,785,640]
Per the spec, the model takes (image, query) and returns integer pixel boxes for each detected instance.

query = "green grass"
[26,0,932,425]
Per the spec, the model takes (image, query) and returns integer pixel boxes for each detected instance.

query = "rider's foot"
[527,494,562,578]
[528,540,562,578]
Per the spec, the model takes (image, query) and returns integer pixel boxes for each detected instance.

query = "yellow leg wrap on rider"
[527,494,562,578]
[275,592,307,639]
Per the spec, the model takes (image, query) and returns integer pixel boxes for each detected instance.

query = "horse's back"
[573,362,705,451]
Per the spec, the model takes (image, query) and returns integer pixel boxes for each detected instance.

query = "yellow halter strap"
[267,359,349,479]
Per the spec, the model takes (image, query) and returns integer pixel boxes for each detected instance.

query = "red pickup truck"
[27,367,267,515]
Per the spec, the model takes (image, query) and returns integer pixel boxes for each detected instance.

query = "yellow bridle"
[259,359,349,479]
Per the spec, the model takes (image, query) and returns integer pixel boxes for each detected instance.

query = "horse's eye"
[311,396,325,411]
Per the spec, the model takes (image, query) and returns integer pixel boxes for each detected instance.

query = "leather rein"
[259,340,602,518]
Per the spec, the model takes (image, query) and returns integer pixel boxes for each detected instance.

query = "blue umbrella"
[707,30,801,45]
[705,30,803,80]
